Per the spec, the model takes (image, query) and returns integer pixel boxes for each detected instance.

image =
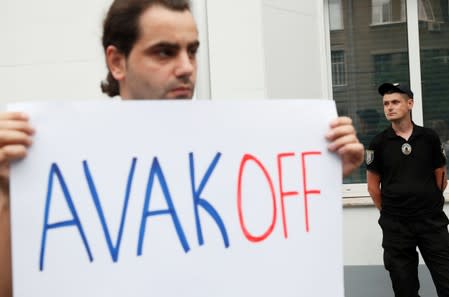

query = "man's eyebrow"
[189,40,200,47]
[147,40,199,51]
[147,42,181,51]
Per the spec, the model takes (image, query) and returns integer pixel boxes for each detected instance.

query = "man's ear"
[106,45,126,81]
[408,98,414,109]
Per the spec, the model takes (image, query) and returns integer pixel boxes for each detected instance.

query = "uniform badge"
[401,143,412,155]
[366,150,374,165]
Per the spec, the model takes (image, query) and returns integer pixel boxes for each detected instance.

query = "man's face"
[383,93,413,122]
[119,5,199,100]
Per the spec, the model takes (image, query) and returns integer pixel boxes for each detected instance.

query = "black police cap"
[378,82,414,99]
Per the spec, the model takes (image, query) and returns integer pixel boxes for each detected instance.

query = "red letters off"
[237,151,322,242]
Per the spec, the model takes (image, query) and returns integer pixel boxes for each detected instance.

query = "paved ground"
[345,265,437,297]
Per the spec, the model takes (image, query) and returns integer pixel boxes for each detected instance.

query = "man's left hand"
[326,116,364,177]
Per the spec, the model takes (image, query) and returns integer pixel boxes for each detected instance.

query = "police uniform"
[367,122,449,297]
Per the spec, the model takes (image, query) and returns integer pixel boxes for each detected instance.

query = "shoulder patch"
[442,144,447,160]
[366,150,374,165]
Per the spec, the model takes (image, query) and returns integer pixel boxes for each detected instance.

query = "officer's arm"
[367,170,381,210]
[435,166,447,192]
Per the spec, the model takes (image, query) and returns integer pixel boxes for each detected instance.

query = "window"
[329,0,344,30]
[418,0,435,21]
[420,42,449,173]
[329,0,409,185]
[331,50,347,86]
[328,0,449,188]
[372,0,393,24]
[372,0,406,24]
[373,52,409,87]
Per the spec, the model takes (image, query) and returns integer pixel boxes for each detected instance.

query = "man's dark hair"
[384,90,411,101]
[100,0,191,97]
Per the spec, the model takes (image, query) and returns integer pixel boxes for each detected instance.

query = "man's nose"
[174,51,195,78]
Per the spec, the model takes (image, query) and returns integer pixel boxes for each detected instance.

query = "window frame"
[331,50,348,87]
[371,0,407,25]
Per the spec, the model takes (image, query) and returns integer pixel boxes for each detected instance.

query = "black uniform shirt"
[367,123,446,217]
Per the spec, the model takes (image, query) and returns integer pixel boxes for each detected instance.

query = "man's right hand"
[0,112,34,169]
[0,111,34,187]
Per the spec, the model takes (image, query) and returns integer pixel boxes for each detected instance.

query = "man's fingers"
[329,116,352,128]
[0,130,33,147]
[0,112,29,121]
[0,119,35,135]
[0,145,29,165]
[338,141,364,156]
[0,112,34,166]
[326,124,356,143]
[327,132,358,152]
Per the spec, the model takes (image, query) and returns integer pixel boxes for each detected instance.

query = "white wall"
[343,206,384,265]
[343,204,449,266]
[206,1,267,99]
[0,0,112,102]
[261,0,330,99]
[206,0,330,100]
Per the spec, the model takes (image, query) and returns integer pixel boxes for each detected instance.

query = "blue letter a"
[83,158,137,262]
[137,157,190,255]
[190,152,229,248]
[39,163,93,271]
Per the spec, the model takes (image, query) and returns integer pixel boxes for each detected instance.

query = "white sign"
[9,100,343,297]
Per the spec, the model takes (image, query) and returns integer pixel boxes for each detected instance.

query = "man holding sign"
[0,0,364,296]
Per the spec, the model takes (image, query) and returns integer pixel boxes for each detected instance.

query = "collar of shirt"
[386,122,424,140]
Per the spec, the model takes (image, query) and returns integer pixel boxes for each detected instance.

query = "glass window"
[372,0,393,23]
[329,0,344,30]
[418,0,435,21]
[420,0,449,172]
[329,0,409,184]
[331,50,347,86]
[372,0,406,24]
[373,52,409,86]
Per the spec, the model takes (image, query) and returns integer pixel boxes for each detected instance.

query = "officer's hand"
[326,116,364,177]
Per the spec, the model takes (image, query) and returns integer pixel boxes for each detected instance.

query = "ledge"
[343,197,374,208]
[343,195,449,208]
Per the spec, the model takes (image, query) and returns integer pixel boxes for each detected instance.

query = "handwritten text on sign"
[10,100,343,297]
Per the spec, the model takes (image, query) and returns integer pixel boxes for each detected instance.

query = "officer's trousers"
[379,211,449,297]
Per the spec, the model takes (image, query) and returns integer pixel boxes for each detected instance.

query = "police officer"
[367,82,449,297]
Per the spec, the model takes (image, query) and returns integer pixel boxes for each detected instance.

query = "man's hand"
[326,116,364,177]
[0,111,34,186]
[0,112,34,166]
